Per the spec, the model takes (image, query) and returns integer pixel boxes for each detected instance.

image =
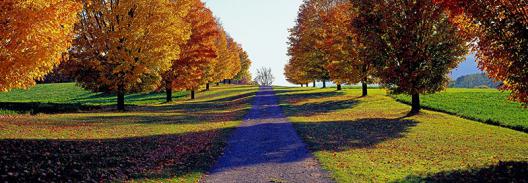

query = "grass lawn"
[0,84,258,182]
[0,82,188,106]
[393,88,528,132]
[274,86,528,182]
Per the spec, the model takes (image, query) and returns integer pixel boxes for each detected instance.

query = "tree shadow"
[294,118,418,151]
[0,88,255,115]
[57,108,251,125]
[0,129,234,182]
[273,89,344,103]
[271,88,353,117]
[280,99,359,117]
[0,102,103,114]
[395,161,528,183]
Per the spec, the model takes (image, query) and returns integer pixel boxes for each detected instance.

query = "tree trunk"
[337,84,342,90]
[223,79,227,84]
[361,81,368,97]
[360,64,369,97]
[191,90,195,100]
[322,80,326,88]
[206,83,210,91]
[165,80,172,102]
[301,84,303,87]
[313,81,316,87]
[410,93,421,115]
[216,82,220,86]
[228,79,231,84]
[117,85,125,111]
[166,86,172,102]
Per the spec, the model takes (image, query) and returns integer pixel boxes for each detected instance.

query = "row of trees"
[285,0,528,114]
[1,0,252,110]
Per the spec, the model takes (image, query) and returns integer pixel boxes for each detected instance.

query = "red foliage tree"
[434,0,528,106]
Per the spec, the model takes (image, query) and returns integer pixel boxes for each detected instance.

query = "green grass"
[0,82,188,106]
[0,84,259,182]
[393,88,528,132]
[0,109,18,115]
[274,86,528,182]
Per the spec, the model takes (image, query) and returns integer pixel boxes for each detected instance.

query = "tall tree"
[164,0,219,101]
[286,17,313,87]
[434,0,528,106]
[224,36,242,84]
[66,0,191,110]
[284,60,312,86]
[287,0,332,88]
[321,1,375,94]
[233,47,253,84]
[0,0,80,91]
[211,27,229,85]
[357,0,468,114]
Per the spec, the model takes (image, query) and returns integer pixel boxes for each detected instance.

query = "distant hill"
[449,53,483,79]
[449,73,501,88]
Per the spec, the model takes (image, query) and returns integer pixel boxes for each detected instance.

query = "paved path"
[202,87,332,183]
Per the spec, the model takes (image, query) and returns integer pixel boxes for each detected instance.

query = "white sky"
[204,0,303,86]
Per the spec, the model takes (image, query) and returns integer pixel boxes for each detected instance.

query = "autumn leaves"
[285,0,528,114]
[1,0,251,110]
[0,0,80,92]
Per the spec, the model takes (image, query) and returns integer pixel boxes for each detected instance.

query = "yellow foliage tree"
[0,0,80,91]
[66,0,191,110]
[225,36,242,84]
[164,0,219,101]
[212,28,229,85]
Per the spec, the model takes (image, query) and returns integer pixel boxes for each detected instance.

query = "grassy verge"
[393,88,528,132]
[0,85,258,182]
[0,83,189,113]
[274,86,528,182]
[0,109,18,115]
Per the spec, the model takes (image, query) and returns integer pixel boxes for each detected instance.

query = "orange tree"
[284,62,311,87]
[0,0,80,91]
[285,27,311,87]
[287,0,332,88]
[321,1,376,93]
[164,0,219,101]
[65,0,191,110]
[355,0,469,114]
[434,0,528,106]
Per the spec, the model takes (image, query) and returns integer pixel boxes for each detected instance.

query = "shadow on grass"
[271,88,355,117]
[61,108,251,125]
[0,87,260,182]
[0,88,253,115]
[0,129,235,182]
[273,89,344,102]
[150,91,256,112]
[281,99,359,117]
[395,161,528,183]
[0,117,416,182]
[294,118,417,151]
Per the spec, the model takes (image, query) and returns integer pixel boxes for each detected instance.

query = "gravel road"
[201,86,332,183]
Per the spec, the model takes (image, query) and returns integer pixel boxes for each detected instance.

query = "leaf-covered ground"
[393,88,528,132]
[274,86,528,182]
[0,85,258,182]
